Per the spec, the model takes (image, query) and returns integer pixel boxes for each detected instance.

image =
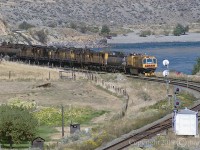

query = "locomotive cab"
[126,54,157,76]
[142,56,157,76]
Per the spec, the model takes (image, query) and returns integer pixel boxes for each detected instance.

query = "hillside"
[0,0,200,27]
[1,0,200,47]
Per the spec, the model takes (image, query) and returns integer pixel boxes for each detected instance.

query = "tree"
[192,57,200,75]
[101,25,110,35]
[70,22,77,29]
[18,21,35,30]
[80,25,87,33]
[0,105,38,148]
[173,24,189,36]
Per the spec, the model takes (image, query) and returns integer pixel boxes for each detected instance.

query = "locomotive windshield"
[143,58,157,64]
[147,58,152,63]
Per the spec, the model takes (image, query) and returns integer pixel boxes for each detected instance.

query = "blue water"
[103,42,200,75]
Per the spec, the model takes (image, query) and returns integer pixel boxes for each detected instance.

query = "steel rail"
[97,75,200,150]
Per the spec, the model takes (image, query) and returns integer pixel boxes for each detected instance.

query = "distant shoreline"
[107,32,200,44]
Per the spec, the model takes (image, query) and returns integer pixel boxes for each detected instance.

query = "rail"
[96,75,200,150]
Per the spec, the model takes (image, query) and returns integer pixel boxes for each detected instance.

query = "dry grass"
[0,61,60,80]
[1,61,198,150]
[155,72,200,82]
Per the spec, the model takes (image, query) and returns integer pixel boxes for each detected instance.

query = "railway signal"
[163,59,170,106]
[174,98,181,109]
[174,86,181,95]
[174,86,181,109]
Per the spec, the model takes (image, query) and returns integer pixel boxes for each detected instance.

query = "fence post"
[9,71,11,80]
[59,71,62,79]
[49,71,51,80]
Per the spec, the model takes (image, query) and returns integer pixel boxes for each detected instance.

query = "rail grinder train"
[0,42,157,76]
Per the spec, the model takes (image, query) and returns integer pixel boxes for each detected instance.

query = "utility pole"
[61,105,64,137]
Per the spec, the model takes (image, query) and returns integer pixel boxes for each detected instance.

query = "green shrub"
[139,30,151,37]
[70,22,77,29]
[18,21,35,30]
[101,25,110,36]
[192,57,200,75]
[163,30,170,36]
[88,26,99,33]
[173,24,189,36]
[80,25,87,33]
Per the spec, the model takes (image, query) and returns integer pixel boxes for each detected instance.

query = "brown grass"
[155,72,200,82]
[0,61,60,80]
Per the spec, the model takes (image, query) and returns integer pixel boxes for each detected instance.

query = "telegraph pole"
[61,105,64,137]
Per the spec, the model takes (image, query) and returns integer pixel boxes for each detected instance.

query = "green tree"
[18,21,35,30]
[0,105,38,148]
[101,25,110,35]
[70,22,77,29]
[80,25,87,33]
[173,24,189,36]
[192,57,200,75]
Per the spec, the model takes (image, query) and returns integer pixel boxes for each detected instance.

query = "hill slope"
[0,0,200,27]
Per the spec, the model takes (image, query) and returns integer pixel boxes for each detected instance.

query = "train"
[0,42,157,76]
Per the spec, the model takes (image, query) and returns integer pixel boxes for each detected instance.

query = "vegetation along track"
[97,75,200,150]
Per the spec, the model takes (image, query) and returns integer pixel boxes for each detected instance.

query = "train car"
[0,42,158,76]
[0,42,22,56]
[126,53,157,76]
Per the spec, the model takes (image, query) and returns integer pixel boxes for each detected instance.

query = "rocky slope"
[1,0,200,47]
[0,0,200,27]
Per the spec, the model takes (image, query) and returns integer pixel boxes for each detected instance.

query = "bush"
[173,24,189,36]
[70,22,77,29]
[139,30,151,37]
[18,21,35,30]
[80,25,87,33]
[101,25,110,36]
[163,30,170,36]
[88,26,99,33]
[192,57,200,75]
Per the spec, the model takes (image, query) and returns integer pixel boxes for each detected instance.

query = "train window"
[143,59,147,64]
[153,59,157,63]
[147,58,153,64]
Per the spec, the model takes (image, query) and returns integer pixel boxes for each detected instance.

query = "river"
[105,42,200,75]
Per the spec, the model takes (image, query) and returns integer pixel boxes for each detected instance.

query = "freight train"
[0,42,157,76]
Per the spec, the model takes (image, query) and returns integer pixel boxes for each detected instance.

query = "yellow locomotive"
[0,42,157,76]
[126,53,157,76]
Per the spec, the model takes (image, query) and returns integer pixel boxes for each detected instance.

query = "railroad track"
[127,75,200,92]
[97,75,200,150]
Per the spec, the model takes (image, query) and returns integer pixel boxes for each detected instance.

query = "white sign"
[174,109,198,136]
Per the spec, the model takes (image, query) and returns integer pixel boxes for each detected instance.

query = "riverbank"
[107,32,200,44]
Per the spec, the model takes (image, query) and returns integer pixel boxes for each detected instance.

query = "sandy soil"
[107,32,200,44]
